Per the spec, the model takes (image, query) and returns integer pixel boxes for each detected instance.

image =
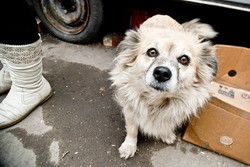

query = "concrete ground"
[0,34,249,167]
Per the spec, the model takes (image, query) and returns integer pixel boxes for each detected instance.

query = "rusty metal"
[41,0,90,34]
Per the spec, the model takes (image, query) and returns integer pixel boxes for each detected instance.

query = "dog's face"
[114,19,218,94]
[137,31,199,92]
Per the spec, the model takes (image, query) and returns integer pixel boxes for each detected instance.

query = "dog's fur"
[109,15,218,159]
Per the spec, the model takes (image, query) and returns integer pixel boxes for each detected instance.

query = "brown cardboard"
[215,45,250,90]
[183,45,250,165]
[211,82,250,113]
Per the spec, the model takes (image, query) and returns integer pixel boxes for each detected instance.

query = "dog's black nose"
[153,66,172,82]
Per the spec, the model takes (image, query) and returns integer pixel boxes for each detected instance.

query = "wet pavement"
[0,34,248,167]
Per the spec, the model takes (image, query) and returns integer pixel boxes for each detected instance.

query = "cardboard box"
[183,45,250,165]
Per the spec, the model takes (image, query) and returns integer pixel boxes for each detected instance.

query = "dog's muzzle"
[153,66,172,82]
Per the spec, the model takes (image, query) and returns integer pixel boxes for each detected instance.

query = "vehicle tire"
[32,0,104,44]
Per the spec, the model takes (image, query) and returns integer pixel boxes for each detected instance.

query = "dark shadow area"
[104,0,249,47]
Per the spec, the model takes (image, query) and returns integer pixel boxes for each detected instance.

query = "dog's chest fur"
[116,81,210,139]
[127,96,185,138]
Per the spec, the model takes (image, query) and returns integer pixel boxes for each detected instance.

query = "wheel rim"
[41,0,90,35]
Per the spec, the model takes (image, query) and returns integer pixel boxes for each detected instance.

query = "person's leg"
[0,0,52,128]
[0,0,39,45]
[0,0,40,94]
[0,58,11,94]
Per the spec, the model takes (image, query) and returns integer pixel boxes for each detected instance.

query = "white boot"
[0,59,12,94]
[0,37,53,128]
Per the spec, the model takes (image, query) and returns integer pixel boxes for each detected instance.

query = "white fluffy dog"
[110,15,218,159]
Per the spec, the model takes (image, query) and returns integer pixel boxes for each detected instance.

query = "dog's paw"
[119,142,137,159]
[161,134,176,144]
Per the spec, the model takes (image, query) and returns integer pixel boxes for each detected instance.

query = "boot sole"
[0,91,53,129]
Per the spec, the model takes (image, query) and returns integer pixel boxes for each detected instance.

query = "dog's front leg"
[161,131,176,144]
[119,112,138,159]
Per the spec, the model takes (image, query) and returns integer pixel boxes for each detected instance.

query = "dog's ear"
[196,42,218,83]
[115,29,141,67]
[117,30,140,55]
[183,19,218,82]
[182,19,218,40]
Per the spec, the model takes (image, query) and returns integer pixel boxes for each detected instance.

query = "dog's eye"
[178,55,190,66]
[146,48,159,57]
